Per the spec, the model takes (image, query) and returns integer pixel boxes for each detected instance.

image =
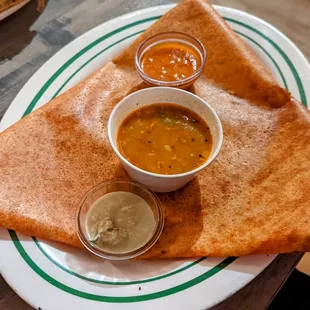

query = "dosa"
[0,0,309,258]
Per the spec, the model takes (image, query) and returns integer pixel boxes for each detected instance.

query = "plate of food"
[0,0,309,310]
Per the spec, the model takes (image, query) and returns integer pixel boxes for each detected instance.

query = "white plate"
[0,4,309,310]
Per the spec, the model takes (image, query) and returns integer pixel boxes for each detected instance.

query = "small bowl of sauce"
[76,180,164,260]
[108,87,223,192]
[135,32,206,88]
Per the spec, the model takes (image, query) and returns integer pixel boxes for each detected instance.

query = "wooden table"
[0,0,309,309]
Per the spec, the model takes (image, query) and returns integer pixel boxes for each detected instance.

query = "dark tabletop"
[0,0,309,309]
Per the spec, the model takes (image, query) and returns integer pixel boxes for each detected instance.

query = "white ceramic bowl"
[108,87,223,192]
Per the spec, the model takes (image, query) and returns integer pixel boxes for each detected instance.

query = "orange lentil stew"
[117,104,213,175]
[140,41,202,82]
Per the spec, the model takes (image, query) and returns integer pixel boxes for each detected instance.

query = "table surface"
[0,0,309,309]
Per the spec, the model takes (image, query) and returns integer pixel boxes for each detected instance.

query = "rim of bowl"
[135,32,207,87]
[76,179,165,260]
[108,87,223,179]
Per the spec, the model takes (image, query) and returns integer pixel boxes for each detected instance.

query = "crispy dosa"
[0,0,309,257]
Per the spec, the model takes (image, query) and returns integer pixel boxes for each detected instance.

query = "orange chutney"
[117,104,213,175]
[140,42,202,82]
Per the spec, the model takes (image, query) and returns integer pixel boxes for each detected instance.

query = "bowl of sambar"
[108,87,223,192]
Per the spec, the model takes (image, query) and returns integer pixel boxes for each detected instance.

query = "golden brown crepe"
[0,0,309,257]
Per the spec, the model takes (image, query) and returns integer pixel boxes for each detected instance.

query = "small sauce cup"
[108,87,223,192]
[135,32,207,89]
[76,180,164,260]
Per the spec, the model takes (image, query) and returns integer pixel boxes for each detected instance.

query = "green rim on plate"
[27,20,297,287]
[21,16,307,118]
[10,230,236,302]
[32,236,207,285]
